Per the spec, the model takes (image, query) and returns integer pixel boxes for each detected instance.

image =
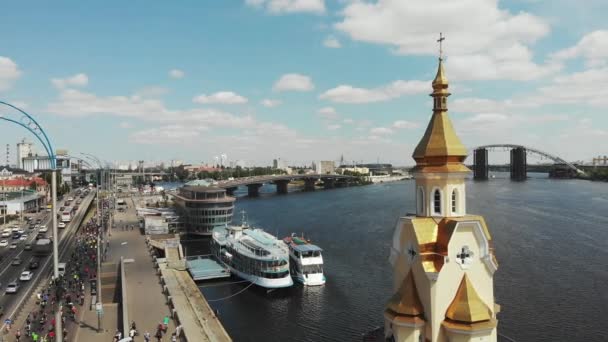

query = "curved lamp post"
[0,100,63,341]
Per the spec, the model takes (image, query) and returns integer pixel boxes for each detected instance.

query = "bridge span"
[468,144,586,180]
[215,174,358,197]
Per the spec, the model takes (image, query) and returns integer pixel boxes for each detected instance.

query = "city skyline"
[1,0,607,165]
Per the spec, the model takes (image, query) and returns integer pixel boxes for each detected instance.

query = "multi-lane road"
[0,189,94,322]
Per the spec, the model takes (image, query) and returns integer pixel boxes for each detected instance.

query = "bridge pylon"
[510,147,527,181]
[473,148,489,180]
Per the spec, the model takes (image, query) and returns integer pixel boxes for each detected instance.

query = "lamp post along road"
[0,100,63,342]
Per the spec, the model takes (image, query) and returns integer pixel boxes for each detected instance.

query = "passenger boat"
[211,220,293,289]
[283,234,326,286]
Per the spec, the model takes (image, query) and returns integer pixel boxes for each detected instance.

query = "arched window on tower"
[433,189,441,215]
[451,189,458,214]
[417,187,424,215]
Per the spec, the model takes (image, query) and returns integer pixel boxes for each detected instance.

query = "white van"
[57,262,66,277]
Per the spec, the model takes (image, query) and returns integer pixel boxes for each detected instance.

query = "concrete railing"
[120,256,129,336]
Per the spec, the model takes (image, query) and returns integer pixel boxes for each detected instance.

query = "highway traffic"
[0,188,94,323]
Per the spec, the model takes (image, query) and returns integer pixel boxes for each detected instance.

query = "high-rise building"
[384,46,499,342]
[16,139,33,169]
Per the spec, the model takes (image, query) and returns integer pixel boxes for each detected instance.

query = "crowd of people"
[12,214,102,342]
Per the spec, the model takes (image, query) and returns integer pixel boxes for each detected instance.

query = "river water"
[179,174,608,342]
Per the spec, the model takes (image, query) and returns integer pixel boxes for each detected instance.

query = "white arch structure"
[467,144,586,175]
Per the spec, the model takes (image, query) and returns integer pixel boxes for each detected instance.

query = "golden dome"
[386,270,424,317]
[432,58,448,88]
[411,57,469,171]
[445,274,492,323]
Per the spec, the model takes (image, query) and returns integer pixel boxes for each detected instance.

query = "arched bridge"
[467,144,586,180]
[215,174,358,196]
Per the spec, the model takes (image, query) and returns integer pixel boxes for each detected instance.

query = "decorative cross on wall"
[457,246,473,264]
[407,246,417,259]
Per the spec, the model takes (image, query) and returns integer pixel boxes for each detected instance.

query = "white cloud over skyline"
[273,73,315,92]
[193,91,248,105]
[51,73,89,89]
[0,57,21,92]
[245,0,325,15]
[169,69,185,79]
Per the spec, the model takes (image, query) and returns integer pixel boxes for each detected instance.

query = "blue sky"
[0,0,607,167]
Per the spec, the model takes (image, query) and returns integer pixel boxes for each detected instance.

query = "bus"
[61,211,72,222]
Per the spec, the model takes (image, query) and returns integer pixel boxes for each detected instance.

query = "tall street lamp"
[0,100,63,341]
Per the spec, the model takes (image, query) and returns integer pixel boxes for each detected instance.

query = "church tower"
[384,35,499,342]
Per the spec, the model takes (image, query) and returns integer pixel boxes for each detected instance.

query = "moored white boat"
[211,221,293,289]
[283,235,326,286]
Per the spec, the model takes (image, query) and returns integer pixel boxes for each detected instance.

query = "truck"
[33,238,52,256]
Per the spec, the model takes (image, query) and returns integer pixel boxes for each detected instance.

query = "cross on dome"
[437,32,445,60]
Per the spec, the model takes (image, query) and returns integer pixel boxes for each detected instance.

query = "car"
[39,226,48,233]
[10,243,18,249]
[0,240,8,247]
[5,282,18,294]
[29,258,40,269]
[58,222,66,229]
[24,243,32,251]
[19,271,33,281]
[36,219,42,224]
[11,228,19,233]
[11,257,21,266]
[19,234,27,241]
[17,229,24,234]
[35,233,45,240]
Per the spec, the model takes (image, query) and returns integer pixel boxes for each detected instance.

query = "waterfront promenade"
[75,201,177,341]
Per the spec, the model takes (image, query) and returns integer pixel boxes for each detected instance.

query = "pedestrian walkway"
[74,198,177,341]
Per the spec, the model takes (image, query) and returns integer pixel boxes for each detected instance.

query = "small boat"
[283,234,326,286]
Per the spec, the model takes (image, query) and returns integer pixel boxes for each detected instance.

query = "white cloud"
[0,57,21,91]
[193,91,248,104]
[319,80,427,103]
[323,35,341,48]
[327,124,341,130]
[169,69,185,79]
[51,73,88,89]
[119,122,132,129]
[552,30,608,67]
[370,127,394,135]
[536,67,608,107]
[392,120,419,129]
[273,73,314,92]
[335,0,558,81]
[343,118,354,124]
[245,0,325,14]
[317,106,339,120]
[135,86,170,98]
[261,99,282,107]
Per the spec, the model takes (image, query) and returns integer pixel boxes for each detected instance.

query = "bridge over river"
[215,174,358,197]
[469,144,586,180]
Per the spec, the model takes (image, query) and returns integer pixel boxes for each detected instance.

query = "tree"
[174,165,189,181]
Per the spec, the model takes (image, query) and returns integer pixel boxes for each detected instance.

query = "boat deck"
[186,255,231,281]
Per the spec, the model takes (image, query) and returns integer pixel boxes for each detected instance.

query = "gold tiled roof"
[412,111,467,160]
[445,274,492,323]
[386,270,424,317]
[411,216,494,274]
